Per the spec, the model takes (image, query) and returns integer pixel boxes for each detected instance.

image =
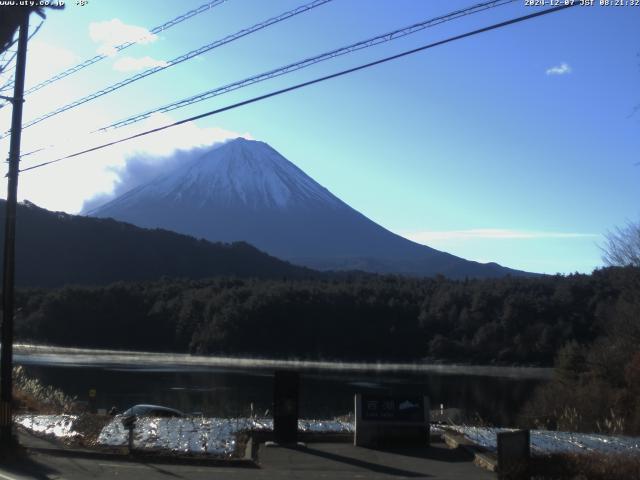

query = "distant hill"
[2,200,314,287]
[88,138,532,279]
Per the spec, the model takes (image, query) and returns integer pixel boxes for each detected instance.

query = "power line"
[0,44,17,69]
[101,0,517,132]
[0,37,17,56]
[0,67,15,86]
[0,70,17,99]
[19,4,576,174]
[1,0,333,140]
[6,0,229,96]
[0,20,52,95]
[17,0,515,153]
[0,49,16,71]
[0,20,43,108]
[0,50,18,77]
[0,64,17,108]
[0,36,19,81]
[27,19,45,42]
[0,64,17,95]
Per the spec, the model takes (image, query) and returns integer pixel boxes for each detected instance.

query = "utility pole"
[0,11,30,448]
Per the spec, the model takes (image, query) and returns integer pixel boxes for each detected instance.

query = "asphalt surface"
[256,442,497,479]
[0,431,496,479]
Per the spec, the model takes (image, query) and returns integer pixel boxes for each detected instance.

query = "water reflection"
[21,363,543,426]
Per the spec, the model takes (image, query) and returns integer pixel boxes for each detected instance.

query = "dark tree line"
[14,266,639,366]
[520,266,640,435]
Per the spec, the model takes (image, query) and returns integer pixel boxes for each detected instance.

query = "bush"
[12,366,76,413]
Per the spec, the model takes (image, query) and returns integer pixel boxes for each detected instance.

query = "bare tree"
[602,220,640,267]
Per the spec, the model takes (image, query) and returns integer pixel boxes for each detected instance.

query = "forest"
[14,266,639,366]
[12,264,640,434]
[1,200,314,288]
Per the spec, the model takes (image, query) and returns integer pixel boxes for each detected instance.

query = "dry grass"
[69,414,113,448]
[12,366,77,414]
[12,367,113,449]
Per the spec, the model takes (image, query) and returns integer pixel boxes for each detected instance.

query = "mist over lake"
[16,344,549,426]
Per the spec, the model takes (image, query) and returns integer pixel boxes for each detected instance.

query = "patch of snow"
[298,419,354,434]
[15,414,81,439]
[97,416,353,456]
[449,426,640,456]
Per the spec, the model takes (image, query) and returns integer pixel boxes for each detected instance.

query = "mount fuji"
[87,138,529,278]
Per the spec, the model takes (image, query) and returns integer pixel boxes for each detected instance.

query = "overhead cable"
[1,0,333,140]
[19,4,577,174]
[101,0,517,132]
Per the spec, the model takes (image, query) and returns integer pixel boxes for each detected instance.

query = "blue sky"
[0,0,638,274]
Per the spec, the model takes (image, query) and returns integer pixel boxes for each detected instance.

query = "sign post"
[497,429,530,480]
[121,415,137,454]
[88,388,97,413]
[273,370,299,444]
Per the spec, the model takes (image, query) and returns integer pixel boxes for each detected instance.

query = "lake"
[15,344,550,427]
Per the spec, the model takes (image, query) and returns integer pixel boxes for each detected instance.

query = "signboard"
[497,429,530,479]
[361,395,425,422]
[354,393,429,447]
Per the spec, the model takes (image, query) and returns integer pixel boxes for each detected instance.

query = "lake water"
[15,345,550,427]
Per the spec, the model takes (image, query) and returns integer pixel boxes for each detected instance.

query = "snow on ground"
[449,426,640,456]
[16,413,353,457]
[15,414,81,439]
[18,414,639,458]
[97,416,354,456]
[98,417,249,456]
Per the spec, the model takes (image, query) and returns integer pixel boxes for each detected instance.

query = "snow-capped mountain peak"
[139,138,341,210]
[89,137,527,279]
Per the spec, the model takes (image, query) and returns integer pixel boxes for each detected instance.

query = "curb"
[25,444,259,468]
[441,430,498,472]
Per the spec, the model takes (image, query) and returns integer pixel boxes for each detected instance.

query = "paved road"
[0,452,256,480]
[0,433,496,479]
[257,442,496,479]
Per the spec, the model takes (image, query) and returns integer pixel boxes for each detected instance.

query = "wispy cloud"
[113,56,168,72]
[404,229,598,242]
[546,62,572,76]
[89,19,157,57]
[79,113,253,213]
